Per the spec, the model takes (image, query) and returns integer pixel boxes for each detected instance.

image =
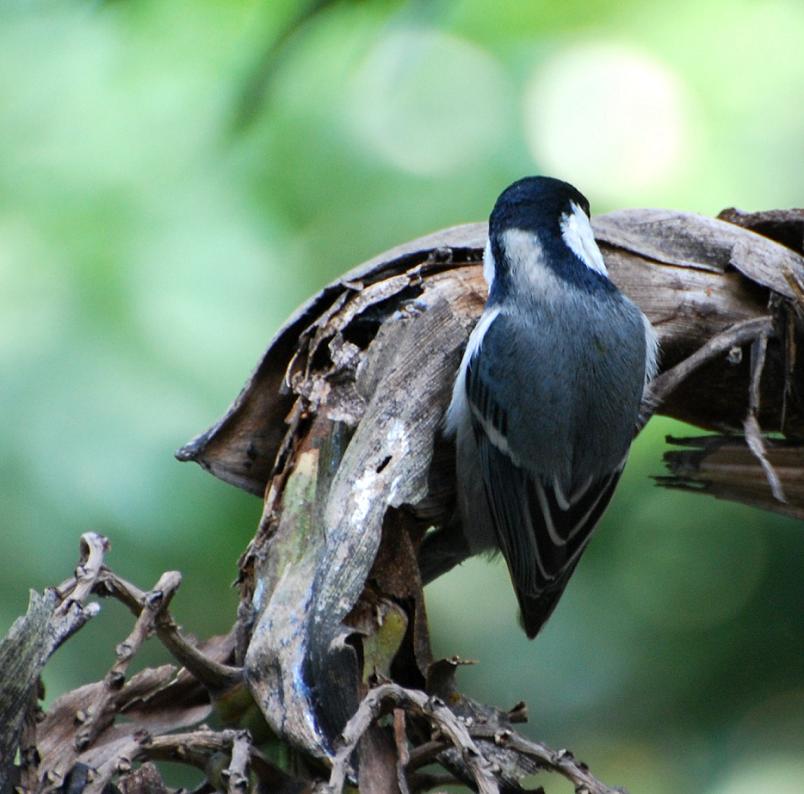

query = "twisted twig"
[471,725,624,794]
[328,683,500,794]
[95,568,243,691]
[640,315,775,427]
[75,570,182,752]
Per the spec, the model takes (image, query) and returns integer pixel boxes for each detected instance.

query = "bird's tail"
[515,558,581,639]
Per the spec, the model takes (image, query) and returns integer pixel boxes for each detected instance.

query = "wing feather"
[465,347,623,637]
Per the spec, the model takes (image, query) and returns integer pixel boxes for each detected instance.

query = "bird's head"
[485,176,610,296]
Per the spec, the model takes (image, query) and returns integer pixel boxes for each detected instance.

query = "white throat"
[560,201,607,276]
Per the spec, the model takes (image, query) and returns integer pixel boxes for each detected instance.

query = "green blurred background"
[1,1,802,791]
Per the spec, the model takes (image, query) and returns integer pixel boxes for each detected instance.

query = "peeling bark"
[179,207,803,771]
[2,208,802,793]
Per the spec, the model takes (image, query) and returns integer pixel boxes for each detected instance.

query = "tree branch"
[327,683,500,794]
[3,206,802,792]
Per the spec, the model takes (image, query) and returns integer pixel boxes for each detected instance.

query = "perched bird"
[421,176,657,638]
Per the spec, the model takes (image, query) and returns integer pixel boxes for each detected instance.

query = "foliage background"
[1,1,802,791]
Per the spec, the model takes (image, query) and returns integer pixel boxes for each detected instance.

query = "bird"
[420,176,658,638]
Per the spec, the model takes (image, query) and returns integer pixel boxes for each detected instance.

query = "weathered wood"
[176,206,803,784]
[0,589,55,791]
[242,272,473,760]
[659,435,804,520]
[175,224,486,496]
[178,210,804,497]
[0,535,267,793]
[0,533,110,792]
[3,207,803,792]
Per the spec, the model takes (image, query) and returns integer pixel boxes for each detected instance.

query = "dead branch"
[224,730,253,793]
[326,683,500,794]
[0,534,286,794]
[95,568,243,692]
[87,728,277,794]
[0,532,108,791]
[658,435,804,519]
[2,206,803,792]
[470,726,623,794]
[325,682,622,794]
[74,571,183,753]
[641,315,775,422]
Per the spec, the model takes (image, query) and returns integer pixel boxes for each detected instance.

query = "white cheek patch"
[560,201,608,276]
[501,228,564,299]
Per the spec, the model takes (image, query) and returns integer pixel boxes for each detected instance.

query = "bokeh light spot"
[347,28,509,175]
[707,757,804,794]
[524,43,690,203]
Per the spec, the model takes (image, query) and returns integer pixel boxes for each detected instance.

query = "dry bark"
[1,207,802,793]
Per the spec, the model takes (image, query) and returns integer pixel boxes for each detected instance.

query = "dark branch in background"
[639,314,789,505]
[231,0,341,131]
[95,568,241,691]
[231,0,448,132]
[2,208,802,792]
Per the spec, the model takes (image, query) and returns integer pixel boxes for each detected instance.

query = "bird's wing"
[464,341,622,637]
